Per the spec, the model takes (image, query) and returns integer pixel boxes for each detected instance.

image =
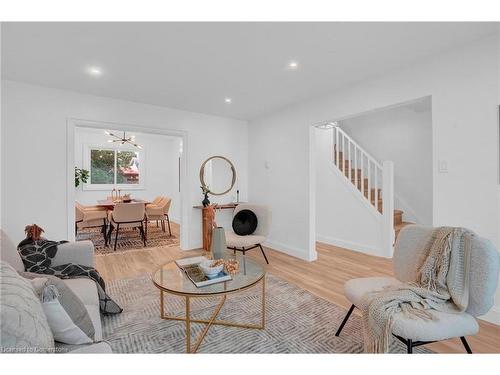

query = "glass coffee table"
[152,253,266,353]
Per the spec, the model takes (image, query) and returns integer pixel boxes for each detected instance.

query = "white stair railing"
[332,125,395,256]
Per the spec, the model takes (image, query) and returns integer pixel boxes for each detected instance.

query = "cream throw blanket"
[360,227,473,353]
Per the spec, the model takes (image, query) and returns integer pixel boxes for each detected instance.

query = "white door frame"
[66,118,189,249]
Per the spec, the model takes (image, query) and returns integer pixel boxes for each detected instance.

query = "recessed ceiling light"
[224,97,232,104]
[86,66,103,77]
[288,61,299,70]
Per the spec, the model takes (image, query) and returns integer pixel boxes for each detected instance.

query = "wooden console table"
[193,203,238,250]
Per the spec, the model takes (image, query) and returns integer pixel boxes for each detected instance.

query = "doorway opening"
[310,96,433,257]
[67,119,188,254]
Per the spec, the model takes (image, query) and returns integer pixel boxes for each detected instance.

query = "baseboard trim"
[263,239,316,261]
[316,234,390,258]
[479,306,500,326]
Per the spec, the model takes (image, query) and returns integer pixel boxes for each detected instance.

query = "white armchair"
[335,225,500,353]
[225,203,271,264]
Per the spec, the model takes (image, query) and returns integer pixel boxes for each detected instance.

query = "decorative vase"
[210,227,226,260]
[202,192,210,207]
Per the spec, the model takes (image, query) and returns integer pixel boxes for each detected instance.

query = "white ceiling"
[1,22,497,120]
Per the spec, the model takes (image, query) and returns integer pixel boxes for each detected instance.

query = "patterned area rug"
[76,225,179,255]
[102,273,432,353]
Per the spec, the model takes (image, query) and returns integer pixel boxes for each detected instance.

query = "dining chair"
[75,202,108,245]
[145,197,172,236]
[107,202,146,251]
[225,203,271,264]
[147,196,165,228]
[334,225,499,353]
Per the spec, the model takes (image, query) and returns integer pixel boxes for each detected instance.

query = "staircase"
[331,126,412,242]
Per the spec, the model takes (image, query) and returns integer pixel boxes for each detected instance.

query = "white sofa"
[0,230,112,353]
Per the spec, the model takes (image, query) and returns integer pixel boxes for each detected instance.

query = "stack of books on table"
[175,256,232,287]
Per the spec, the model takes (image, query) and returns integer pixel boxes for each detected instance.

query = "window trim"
[82,143,146,191]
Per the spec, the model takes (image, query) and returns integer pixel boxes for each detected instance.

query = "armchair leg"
[407,339,413,354]
[460,336,472,354]
[258,244,269,264]
[335,304,355,336]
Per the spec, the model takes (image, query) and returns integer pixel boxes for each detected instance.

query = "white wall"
[249,34,500,323]
[74,127,182,222]
[1,80,248,250]
[341,101,433,225]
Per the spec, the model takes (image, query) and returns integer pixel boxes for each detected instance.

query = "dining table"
[96,198,151,209]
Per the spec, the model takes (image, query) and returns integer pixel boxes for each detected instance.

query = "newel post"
[382,161,395,257]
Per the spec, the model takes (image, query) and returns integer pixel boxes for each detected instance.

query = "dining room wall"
[1,80,248,249]
[74,127,182,222]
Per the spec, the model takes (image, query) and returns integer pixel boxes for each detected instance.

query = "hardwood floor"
[95,222,500,353]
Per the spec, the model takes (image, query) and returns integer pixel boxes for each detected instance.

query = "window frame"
[82,143,146,191]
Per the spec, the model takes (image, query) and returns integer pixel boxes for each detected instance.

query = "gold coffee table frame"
[153,267,266,354]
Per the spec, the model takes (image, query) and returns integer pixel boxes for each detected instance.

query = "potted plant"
[75,167,89,188]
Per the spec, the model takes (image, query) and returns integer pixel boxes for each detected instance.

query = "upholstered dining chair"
[107,202,146,251]
[225,203,271,264]
[334,225,500,354]
[75,202,108,245]
[145,197,172,236]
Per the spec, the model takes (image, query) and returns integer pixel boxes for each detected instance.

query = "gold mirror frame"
[199,155,237,196]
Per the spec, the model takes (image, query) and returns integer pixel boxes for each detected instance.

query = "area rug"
[102,273,432,353]
[76,225,179,255]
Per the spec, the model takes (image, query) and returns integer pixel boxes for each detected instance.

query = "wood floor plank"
[94,223,500,353]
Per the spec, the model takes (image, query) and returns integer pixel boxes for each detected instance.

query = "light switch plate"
[438,160,448,173]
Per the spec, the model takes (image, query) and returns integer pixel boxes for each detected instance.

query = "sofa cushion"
[0,230,24,272]
[66,342,112,353]
[22,273,96,344]
[0,261,55,352]
[64,278,102,341]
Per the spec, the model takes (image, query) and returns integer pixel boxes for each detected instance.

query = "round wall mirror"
[199,156,236,196]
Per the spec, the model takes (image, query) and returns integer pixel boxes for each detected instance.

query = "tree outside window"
[89,149,140,185]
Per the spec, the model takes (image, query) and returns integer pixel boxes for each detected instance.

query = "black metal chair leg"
[166,215,172,236]
[407,339,413,354]
[102,219,108,247]
[335,304,355,336]
[114,224,120,251]
[460,336,472,354]
[161,220,165,232]
[258,244,269,264]
[140,223,147,247]
[107,225,113,245]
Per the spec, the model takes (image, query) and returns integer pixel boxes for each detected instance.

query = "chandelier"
[104,131,142,149]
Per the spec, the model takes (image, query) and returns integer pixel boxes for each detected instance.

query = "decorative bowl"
[199,260,224,278]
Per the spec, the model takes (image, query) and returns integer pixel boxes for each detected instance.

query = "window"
[84,146,143,190]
